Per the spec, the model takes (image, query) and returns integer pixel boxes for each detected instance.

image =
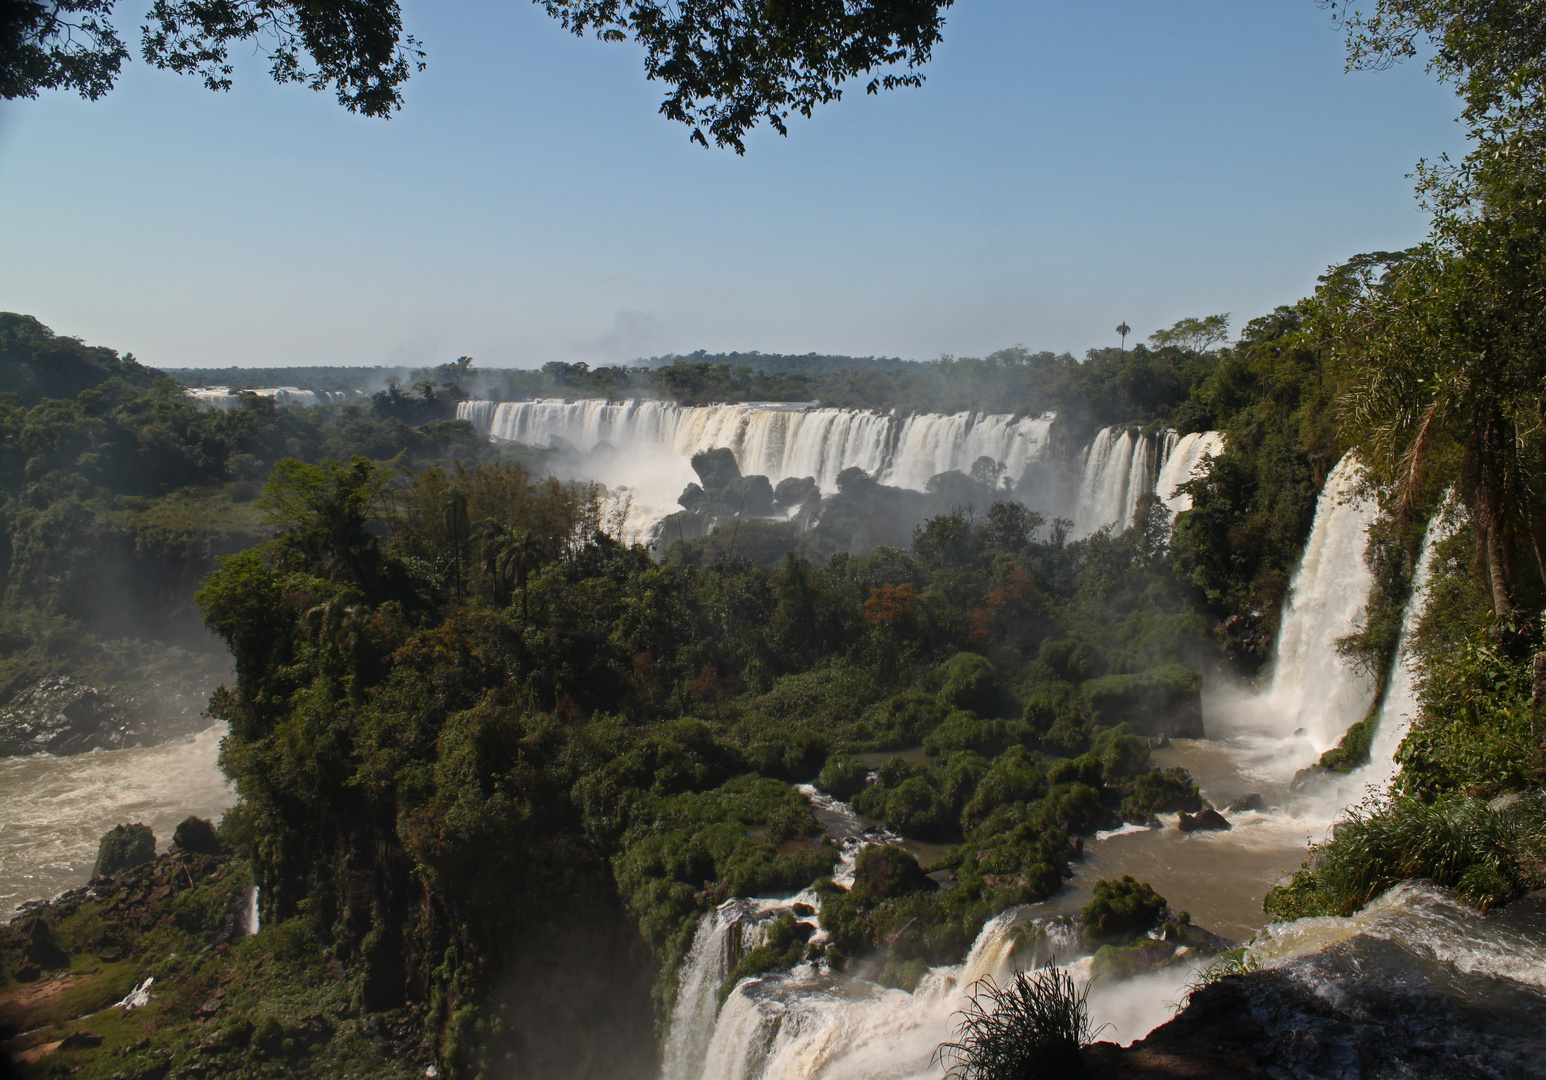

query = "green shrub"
[816,754,870,801]
[1082,664,1203,737]
[1264,793,1546,919]
[961,747,1047,832]
[938,652,1009,717]
[1114,768,1202,820]
[1079,876,1167,942]
[853,691,951,749]
[924,711,1037,758]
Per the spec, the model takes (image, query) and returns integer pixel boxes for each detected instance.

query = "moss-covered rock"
[93,823,155,878]
[853,844,935,902]
[1080,876,1167,943]
[172,815,223,855]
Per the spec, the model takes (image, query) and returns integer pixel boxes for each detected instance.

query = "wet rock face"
[1178,808,1231,833]
[0,676,134,757]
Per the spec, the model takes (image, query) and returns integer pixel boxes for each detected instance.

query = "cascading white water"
[1070,427,1162,537]
[1347,501,1460,797]
[662,782,1213,1080]
[458,400,1055,494]
[460,401,1229,548]
[1154,431,1226,514]
[1241,453,1379,758]
[188,387,364,410]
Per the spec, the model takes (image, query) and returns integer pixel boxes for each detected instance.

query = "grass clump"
[1265,792,1546,919]
[935,966,1092,1079]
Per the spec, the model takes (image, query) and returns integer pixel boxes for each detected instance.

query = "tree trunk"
[1474,413,1513,620]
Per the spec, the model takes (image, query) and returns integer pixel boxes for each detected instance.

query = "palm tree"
[1116,322,1131,352]
[1333,208,1546,622]
[479,522,546,614]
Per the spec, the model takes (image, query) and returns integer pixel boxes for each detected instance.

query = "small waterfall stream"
[1346,503,1456,797]
[1154,431,1226,514]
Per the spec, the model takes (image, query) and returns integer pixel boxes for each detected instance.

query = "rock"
[853,844,934,901]
[173,816,223,855]
[95,823,157,877]
[58,1031,103,1050]
[690,447,741,493]
[722,474,777,517]
[773,475,820,508]
[20,918,69,971]
[1226,793,1264,813]
[677,482,707,510]
[0,675,133,757]
[1179,808,1232,833]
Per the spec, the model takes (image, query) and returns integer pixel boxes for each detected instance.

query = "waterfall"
[188,387,364,410]
[243,884,261,936]
[1154,431,1226,514]
[660,784,1195,1080]
[1071,427,1162,537]
[458,401,1226,548]
[457,400,1055,494]
[1351,502,1459,796]
[1252,453,1379,756]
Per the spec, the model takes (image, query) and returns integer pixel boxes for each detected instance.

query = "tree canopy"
[4,0,953,149]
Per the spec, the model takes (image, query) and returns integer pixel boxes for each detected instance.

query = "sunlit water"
[0,724,236,917]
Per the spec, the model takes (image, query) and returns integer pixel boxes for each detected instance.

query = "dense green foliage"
[0,313,535,693]
[177,411,1252,1068]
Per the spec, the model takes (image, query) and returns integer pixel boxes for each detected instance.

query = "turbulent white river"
[0,724,236,918]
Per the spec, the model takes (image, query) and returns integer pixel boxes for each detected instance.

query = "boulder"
[20,918,68,971]
[677,482,707,510]
[1179,808,1232,833]
[852,844,934,902]
[94,823,156,877]
[1226,793,1264,813]
[773,475,820,508]
[0,675,133,757]
[173,815,222,855]
[690,447,741,493]
[722,474,777,517]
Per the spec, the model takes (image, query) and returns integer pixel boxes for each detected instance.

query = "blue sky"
[0,1,1467,369]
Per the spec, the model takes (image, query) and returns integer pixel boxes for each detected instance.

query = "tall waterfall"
[1215,452,1380,776]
